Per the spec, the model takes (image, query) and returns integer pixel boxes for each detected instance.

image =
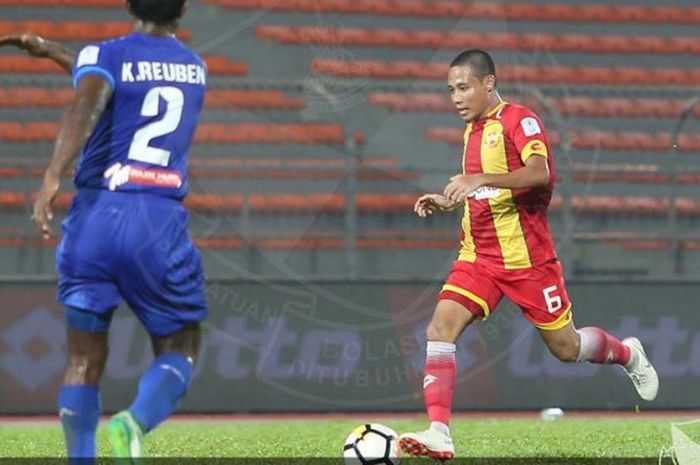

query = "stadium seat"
[189,157,398,169]
[257,25,700,55]
[312,59,700,86]
[0,21,192,41]
[203,0,700,24]
[0,88,74,108]
[204,90,304,110]
[0,56,65,74]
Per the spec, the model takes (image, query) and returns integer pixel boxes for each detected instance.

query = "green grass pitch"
[0,416,681,458]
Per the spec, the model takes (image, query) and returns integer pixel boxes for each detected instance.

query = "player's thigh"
[57,191,123,313]
[433,260,503,342]
[117,201,208,338]
[496,259,572,332]
[537,321,580,362]
[427,299,479,343]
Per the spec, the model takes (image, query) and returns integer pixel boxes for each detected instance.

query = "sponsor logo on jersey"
[469,186,501,201]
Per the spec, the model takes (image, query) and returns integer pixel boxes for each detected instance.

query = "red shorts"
[439,259,572,330]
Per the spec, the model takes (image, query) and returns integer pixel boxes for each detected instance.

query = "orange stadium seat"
[0,88,74,108]
[189,157,398,169]
[248,193,345,213]
[203,0,700,24]
[0,56,65,74]
[311,59,700,86]
[0,21,192,41]
[201,56,248,75]
[183,194,243,212]
[257,25,700,55]
[193,123,347,144]
[204,90,304,110]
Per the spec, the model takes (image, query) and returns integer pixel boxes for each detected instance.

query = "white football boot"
[399,427,454,461]
[622,337,659,401]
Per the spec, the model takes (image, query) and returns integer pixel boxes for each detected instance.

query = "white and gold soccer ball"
[343,423,401,465]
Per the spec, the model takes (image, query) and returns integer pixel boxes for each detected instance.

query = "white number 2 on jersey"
[128,86,184,166]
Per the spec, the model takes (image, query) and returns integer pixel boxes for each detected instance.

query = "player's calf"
[575,327,631,365]
[128,352,195,433]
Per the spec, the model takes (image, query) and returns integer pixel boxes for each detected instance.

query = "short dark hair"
[128,0,186,25]
[450,49,496,83]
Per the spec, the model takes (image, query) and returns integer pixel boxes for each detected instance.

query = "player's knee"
[548,338,580,363]
[64,348,108,385]
[152,323,201,361]
[426,320,456,343]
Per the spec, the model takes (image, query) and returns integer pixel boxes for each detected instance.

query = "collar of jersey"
[485,101,507,118]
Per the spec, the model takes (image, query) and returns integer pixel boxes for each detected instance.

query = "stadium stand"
[1,0,699,278]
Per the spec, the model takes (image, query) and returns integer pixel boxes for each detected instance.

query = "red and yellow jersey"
[458,101,557,270]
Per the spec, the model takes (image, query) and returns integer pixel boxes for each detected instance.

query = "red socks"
[576,327,631,365]
[424,341,456,428]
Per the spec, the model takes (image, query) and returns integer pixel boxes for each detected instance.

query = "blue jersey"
[72,32,206,200]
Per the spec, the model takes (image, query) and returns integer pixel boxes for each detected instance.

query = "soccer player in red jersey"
[399,50,659,460]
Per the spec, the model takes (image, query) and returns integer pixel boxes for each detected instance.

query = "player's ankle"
[430,421,450,437]
[623,344,638,370]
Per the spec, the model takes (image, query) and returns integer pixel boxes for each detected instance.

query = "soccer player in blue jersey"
[5,0,207,461]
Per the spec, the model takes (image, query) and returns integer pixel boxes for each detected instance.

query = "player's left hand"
[31,176,59,239]
[443,174,485,203]
[0,33,50,57]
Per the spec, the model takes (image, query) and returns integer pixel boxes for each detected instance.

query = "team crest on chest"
[484,128,503,148]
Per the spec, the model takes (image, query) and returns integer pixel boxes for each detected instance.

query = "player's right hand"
[31,176,59,239]
[0,33,49,57]
[414,193,457,217]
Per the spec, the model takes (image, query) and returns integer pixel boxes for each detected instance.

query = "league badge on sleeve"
[76,45,100,67]
[521,117,542,137]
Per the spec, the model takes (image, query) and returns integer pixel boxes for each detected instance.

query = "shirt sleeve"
[510,108,549,163]
[72,43,116,89]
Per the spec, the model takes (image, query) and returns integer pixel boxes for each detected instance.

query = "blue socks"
[57,353,192,458]
[58,385,101,458]
[128,353,193,432]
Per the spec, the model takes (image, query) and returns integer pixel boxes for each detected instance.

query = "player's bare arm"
[414,194,460,218]
[443,155,550,203]
[0,33,74,73]
[31,75,112,238]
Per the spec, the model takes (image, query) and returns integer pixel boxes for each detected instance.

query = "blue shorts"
[57,188,208,336]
